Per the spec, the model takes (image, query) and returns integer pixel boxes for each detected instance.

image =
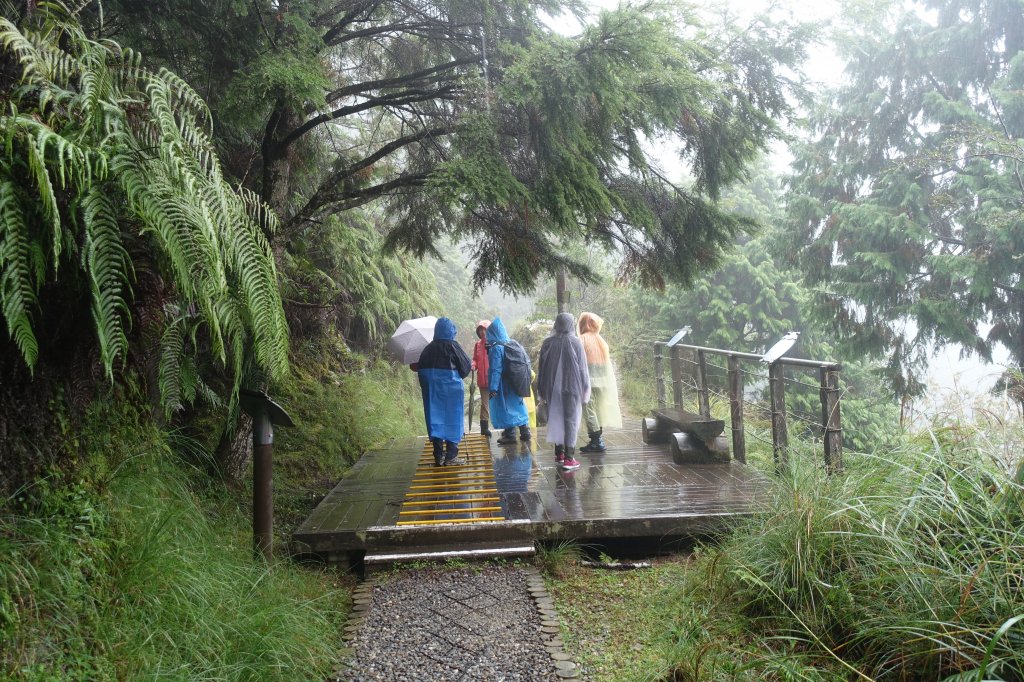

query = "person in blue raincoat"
[486,317,532,445]
[417,317,472,466]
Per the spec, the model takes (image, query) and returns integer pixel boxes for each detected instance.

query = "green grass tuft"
[0,397,350,680]
[658,421,1024,681]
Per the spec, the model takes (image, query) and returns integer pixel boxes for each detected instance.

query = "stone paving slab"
[335,565,573,681]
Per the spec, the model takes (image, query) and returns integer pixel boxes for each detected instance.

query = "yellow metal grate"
[396,434,505,526]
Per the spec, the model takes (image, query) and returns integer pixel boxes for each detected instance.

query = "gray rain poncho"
[536,313,591,447]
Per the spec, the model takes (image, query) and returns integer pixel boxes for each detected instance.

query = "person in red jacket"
[471,320,493,437]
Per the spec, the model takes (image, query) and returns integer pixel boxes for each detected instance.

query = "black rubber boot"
[580,429,606,453]
[497,428,517,445]
[443,441,465,466]
[432,438,444,467]
[518,425,532,441]
[480,420,492,438]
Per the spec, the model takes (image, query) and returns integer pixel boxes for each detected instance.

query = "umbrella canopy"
[386,316,438,364]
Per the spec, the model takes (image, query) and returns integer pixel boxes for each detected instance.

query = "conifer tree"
[787,0,1024,402]
[100,0,813,293]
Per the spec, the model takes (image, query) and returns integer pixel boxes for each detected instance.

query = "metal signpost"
[240,389,294,562]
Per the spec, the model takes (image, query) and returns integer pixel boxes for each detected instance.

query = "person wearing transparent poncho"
[578,312,622,453]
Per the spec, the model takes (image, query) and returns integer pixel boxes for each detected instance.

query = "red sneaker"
[559,456,581,471]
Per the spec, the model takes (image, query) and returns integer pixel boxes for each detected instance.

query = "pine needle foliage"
[0,2,287,408]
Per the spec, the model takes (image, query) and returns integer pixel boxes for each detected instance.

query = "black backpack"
[500,340,532,397]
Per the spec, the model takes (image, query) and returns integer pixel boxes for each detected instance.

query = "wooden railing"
[653,338,843,472]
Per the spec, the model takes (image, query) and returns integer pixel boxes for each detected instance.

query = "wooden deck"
[292,422,767,563]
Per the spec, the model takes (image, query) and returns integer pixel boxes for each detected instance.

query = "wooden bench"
[641,408,730,464]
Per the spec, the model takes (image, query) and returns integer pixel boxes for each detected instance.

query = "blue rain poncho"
[486,318,530,429]
[417,317,472,443]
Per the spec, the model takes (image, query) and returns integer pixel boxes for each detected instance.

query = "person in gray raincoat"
[486,317,531,444]
[536,313,591,471]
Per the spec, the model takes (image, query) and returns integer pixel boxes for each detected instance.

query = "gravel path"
[334,565,576,681]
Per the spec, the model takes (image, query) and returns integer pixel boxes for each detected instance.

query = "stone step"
[363,542,536,571]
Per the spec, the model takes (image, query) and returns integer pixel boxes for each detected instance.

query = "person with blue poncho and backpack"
[416,317,472,466]
[486,318,532,445]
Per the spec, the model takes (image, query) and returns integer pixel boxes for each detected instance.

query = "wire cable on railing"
[786,411,827,432]
[666,353,832,388]
[706,385,826,432]
[667,363,832,396]
[744,430,777,448]
[782,376,830,391]
[667,366,835,419]
[665,368,831,402]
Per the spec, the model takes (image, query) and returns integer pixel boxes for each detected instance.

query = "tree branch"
[320,0,383,43]
[272,86,459,154]
[327,57,479,103]
[285,171,431,231]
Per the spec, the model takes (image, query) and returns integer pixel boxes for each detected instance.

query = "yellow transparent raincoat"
[578,312,622,430]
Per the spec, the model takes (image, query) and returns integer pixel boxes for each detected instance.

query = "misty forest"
[1,0,1022,680]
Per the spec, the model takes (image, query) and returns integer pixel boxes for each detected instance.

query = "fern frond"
[82,185,131,379]
[155,67,213,135]
[0,181,41,368]
[0,18,44,86]
[158,314,186,416]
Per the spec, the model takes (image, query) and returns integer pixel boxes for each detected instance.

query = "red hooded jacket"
[471,319,490,389]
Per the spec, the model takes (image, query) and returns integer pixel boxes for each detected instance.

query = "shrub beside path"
[333,564,579,681]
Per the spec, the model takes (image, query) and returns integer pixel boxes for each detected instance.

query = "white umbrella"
[386,316,438,364]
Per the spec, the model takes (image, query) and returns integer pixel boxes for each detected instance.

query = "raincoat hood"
[578,311,610,365]
[486,317,510,344]
[578,312,603,335]
[434,317,456,341]
[552,313,574,335]
[476,319,491,334]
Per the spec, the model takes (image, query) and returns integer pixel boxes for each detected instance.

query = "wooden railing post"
[654,343,666,409]
[696,349,711,419]
[670,345,684,410]
[819,365,843,473]
[727,355,745,463]
[768,361,788,470]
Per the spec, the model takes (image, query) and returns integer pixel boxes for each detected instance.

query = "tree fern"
[0,1,288,411]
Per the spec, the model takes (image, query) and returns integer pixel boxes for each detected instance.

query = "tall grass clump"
[0,396,347,680]
[270,333,425,532]
[665,418,1024,681]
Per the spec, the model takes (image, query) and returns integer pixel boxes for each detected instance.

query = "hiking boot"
[518,425,532,441]
[580,429,606,453]
[497,428,517,445]
[443,456,467,466]
[480,420,492,438]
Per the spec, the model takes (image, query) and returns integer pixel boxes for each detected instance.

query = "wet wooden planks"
[397,435,504,526]
[293,422,767,557]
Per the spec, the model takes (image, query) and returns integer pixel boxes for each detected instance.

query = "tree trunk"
[556,267,567,314]
[215,413,253,488]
